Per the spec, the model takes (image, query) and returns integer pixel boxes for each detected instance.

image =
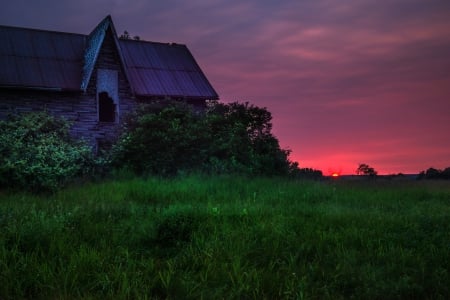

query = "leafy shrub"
[205,101,293,176]
[112,102,209,175]
[112,101,297,176]
[0,112,98,192]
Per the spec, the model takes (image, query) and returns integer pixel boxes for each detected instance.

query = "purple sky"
[2,0,450,174]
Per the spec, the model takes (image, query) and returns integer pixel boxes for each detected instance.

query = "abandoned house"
[0,15,218,149]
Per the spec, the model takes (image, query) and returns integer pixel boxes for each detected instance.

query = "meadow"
[0,175,449,299]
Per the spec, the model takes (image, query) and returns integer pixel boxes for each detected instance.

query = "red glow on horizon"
[327,167,343,177]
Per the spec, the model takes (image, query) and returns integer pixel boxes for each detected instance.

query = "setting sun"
[331,172,340,178]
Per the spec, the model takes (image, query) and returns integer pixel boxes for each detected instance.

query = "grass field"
[1,175,449,299]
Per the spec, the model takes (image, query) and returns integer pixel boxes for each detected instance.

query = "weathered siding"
[83,27,136,148]
[0,89,93,140]
[0,27,137,150]
[0,26,209,150]
[0,89,121,147]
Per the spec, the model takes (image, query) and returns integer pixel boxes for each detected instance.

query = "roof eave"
[135,93,219,100]
[182,45,220,100]
[0,84,82,92]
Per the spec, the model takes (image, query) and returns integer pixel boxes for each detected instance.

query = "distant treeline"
[418,167,450,180]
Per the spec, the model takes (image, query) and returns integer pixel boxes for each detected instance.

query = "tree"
[119,30,130,39]
[204,101,296,175]
[112,101,297,176]
[418,167,450,180]
[112,102,208,175]
[356,163,377,177]
[120,30,140,41]
[425,167,441,179]
[442,167,450,179]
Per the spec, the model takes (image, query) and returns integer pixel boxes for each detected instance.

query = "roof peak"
[81,15,125,91]
[0,15,218,99]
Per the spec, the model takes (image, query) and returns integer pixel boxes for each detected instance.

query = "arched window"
[98,91,116,122]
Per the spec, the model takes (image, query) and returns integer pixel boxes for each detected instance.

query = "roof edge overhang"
[0,84,82,92]
[182,46,219,100]
[135,93,219,100]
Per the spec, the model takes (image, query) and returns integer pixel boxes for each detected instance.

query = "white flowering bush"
[0,112,96,192]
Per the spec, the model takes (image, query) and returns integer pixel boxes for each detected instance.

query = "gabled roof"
[120,39,218,98]
[80,15,133,94]
[0,25,84,91]
[0,16,218,99]
[81,15,115,91]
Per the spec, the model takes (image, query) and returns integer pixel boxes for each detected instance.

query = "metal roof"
[119,40,218,98]
[0,26,84,90]
[0,16,218,99]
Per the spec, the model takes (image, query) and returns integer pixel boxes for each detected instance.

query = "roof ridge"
[0,24,86,37]
[118,38,187,47]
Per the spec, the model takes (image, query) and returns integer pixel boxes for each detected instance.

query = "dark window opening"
[98,92,116,122]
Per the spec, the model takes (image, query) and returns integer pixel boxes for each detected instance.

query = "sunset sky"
[1,0,449,175]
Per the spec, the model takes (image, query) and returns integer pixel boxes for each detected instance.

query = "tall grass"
[0,175,449,299]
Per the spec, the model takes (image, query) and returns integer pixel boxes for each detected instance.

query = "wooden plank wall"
[0,27,136,150]
[0,27,208,151]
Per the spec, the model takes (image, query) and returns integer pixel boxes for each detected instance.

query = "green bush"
[112,102,209,175]
[112,101,296,176]
[0,112,98,192]
[205,101,293,175]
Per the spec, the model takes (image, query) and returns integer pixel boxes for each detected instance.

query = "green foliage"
[290,165,323,179]
[0,112,99,192]
[112,101,296,176]
[112,102,209,175]
[1,176,450,299]
[205,101,293,175]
